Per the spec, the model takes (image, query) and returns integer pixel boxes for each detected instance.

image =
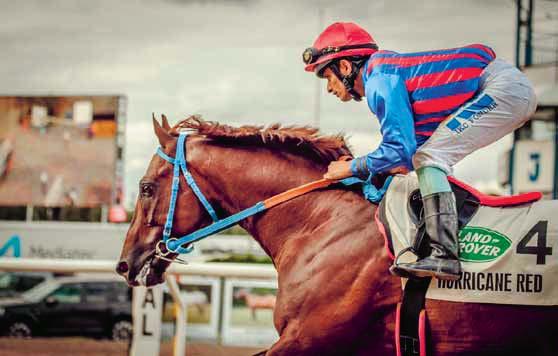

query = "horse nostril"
[116,260,129,275]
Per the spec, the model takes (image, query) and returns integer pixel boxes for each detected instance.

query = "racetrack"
[0,337,263,356]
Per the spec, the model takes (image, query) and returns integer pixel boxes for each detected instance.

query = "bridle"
[153,132,343,262]
[154,132,216,257]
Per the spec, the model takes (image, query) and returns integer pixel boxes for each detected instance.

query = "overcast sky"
[0,0,535,207]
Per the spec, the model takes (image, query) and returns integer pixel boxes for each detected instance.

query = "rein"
[155,132,340,259]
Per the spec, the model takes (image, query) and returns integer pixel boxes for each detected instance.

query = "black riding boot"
[395,192,462,280]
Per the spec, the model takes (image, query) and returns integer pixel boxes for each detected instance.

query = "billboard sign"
[0,222,127,260]
[0,96,125,207]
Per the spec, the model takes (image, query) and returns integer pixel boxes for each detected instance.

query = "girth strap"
[395,204,432,356]
[397,277,430,356]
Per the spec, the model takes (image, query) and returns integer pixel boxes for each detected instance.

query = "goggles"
[302,43,378,65]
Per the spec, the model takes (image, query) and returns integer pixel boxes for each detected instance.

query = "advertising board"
[0,96,125,207]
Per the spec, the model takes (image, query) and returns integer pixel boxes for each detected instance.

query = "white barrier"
[165,275,186,356]
[0,258,277,355]
[0,257,277,278]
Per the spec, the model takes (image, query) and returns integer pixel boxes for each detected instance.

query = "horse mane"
[170,115,352,163]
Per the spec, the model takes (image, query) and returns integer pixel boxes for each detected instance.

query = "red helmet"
[303,22,378,74]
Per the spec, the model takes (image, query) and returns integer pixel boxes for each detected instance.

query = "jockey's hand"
[388,166,410,175]
[324,159,353,180]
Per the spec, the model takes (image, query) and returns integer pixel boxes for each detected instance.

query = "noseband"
[154,132,354,259]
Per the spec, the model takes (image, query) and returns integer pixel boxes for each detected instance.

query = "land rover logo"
[458,226,511,262]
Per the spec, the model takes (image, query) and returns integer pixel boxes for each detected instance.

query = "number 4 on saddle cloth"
[369,174,556,356]
[376,173,558,306]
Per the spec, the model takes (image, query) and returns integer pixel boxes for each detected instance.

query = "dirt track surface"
[0,337,263,356]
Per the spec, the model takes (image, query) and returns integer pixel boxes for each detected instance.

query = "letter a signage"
[130,285,163,356]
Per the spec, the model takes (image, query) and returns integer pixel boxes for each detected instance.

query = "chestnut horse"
[117,116,558,355]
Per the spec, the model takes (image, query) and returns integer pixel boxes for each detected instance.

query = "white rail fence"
[0,258,278,356]
[0,258,277,278]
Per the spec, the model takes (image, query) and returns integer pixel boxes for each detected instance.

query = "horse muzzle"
[116,247,170,287]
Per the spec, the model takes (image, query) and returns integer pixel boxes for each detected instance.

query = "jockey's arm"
[351,73,416,179]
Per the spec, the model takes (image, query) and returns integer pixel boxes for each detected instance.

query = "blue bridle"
[155,132,267,255]
[154,131,393,257]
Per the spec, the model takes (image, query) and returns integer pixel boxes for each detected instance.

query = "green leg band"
[417,166,451,197]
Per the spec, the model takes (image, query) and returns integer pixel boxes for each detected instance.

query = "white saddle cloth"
[381,174,558,306]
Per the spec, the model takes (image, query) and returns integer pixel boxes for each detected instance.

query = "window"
[0,206,26,220]
[33,207,103,222]
[83,283,111,303]
[18,275,46,292]
[0,273,12,289]
[112,282,132,303]
[49,284,81,304]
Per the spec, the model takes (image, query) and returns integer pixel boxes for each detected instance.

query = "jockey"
[304,22,537,281]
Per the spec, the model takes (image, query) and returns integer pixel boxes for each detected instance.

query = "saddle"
[395,176,542,258]
[410,177,540,224]
[376,174,558,305]
[375,174,553,356]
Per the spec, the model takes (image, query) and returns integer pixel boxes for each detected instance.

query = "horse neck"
[190,140,329,260]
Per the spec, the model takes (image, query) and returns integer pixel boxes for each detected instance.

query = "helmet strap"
[329,59,365,101]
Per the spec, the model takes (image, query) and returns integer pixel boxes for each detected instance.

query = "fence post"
[166,274,186,356]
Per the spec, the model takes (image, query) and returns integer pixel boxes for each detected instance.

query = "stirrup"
[389,247,420,279]
[393,255,462,281]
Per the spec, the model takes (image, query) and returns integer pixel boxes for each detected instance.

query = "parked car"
[0,272,54,299]
[0,276,132,340]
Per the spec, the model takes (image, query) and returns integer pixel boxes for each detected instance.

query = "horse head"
[117,114,352,287]
[116,115,215,286]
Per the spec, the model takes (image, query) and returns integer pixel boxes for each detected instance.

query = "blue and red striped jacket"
[351,44,496,178]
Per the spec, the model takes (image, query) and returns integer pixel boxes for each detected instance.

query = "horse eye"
[141,184,154,198]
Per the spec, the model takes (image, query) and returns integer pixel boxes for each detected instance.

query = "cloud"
[0,0,520,207]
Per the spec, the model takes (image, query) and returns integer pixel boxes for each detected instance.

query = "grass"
[230,307,274,327]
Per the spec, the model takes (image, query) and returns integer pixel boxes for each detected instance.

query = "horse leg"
[264,336,299,356]
[263,323,308,356]
[264,322,341,356]
[252,307,256,321]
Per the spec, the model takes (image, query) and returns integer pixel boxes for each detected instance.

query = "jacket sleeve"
[351,73,417,178]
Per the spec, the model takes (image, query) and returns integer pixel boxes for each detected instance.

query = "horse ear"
[161,114,171,132]
[152,113,172,147]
